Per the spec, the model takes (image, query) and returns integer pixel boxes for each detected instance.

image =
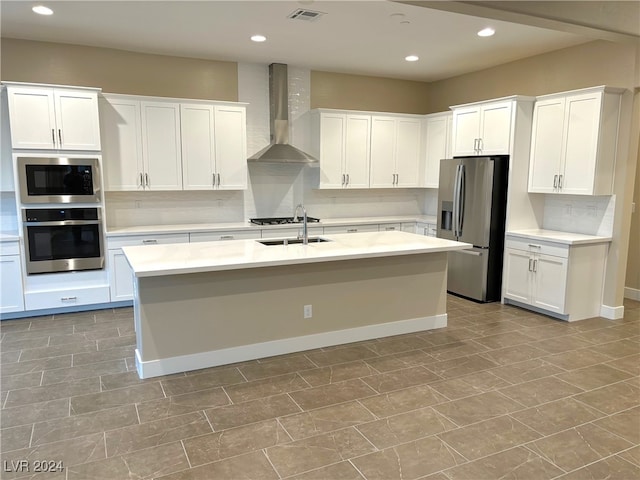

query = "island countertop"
[123,231,471,278]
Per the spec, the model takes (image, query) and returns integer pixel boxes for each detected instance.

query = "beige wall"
[311,70,430,114]
[1,38,238,100]
[625,95,640,293]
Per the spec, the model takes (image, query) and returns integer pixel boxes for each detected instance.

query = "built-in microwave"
[17,156,101,204]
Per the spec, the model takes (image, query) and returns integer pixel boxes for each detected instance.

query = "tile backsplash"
[542,194,615,237]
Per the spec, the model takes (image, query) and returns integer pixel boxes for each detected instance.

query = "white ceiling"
[0,0,626,82]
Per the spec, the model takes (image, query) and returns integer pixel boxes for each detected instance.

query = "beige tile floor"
[0,296,638,479]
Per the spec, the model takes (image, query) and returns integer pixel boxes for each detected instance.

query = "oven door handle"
[24,220,102,226]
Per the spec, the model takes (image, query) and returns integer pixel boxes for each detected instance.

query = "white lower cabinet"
[503,235,608,321]
[261,227,323,239]
[0,244,25,314]
[323,224,379,234]
[190,230,260,242]
[25,286,110,311]
[107,233,189,302]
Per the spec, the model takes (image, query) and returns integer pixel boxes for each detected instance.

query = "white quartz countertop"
[105,215,438,236]
[0,233,20,242]
[123,231,471,278]
[507,229,612,245]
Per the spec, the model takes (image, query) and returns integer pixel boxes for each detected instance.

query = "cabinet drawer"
[505,236,569,258]
[25,285,110,311]
[107,233,189,249]
[379,223,402,232]
[261,227,323,239]
[0,242,21,256]
[323,224,379,234]
[190,230,260,242]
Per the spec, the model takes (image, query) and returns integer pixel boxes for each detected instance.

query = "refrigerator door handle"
[458,249,482,256]
[457,164,466,237]
[452,164,461,237]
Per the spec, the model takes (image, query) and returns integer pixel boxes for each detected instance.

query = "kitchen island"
[123,231,471,378]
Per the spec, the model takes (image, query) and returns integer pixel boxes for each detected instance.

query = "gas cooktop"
[250,216,321,226]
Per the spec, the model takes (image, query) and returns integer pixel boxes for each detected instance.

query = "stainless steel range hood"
[248,63,317,164]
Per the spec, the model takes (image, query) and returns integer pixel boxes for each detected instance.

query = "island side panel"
[134,252,448,377]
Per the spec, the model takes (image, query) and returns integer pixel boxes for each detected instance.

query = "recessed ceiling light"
[405,55,419,62]
[477,27,495,37]
[251,35,267,43]
[32,5,53,15]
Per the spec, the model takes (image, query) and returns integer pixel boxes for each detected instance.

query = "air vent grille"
[287,9,325,21]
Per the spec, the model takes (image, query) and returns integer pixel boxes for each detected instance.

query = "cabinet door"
[54,90,101,151]
[369,116,396,188]
[318,113,346,189]
[108,250,134,302]
[532,254,568,314]
[528,97,565,194]
[100,96,144,191]
[0,255,25,313]
[395,118,421,187]
[343,114,370,188]
[479,101,511,155]
[560,92,602,195]
[502,248,532,305]
[214,105,247,190]
[181,103,216,190]
[423,114,451,188]
[141,101,183,190]
[6,86,56,149]
[452,106,480,156]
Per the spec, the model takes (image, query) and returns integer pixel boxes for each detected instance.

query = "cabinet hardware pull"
[51,129,56,146]
[385,227,396,231]
[395,173,399,185]
[558,174,563,189]
[139,173,144,188]
[341,174,345,186]
[61,296,77,301]
[142,239,158,244]
[217,173,221,186]
[533,259,538,272]
[346,173,349,185]
[220,235,234,240]
[478,138,483,153]
[528,258,533,271]
[553,175,558,189]
[213,173,216,187]
[528,244,541,249]
[145,173,149,187]
[347,228,358,233]
[58,129,62,146]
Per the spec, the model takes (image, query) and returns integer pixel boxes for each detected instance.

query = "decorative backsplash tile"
[542,194,615,237]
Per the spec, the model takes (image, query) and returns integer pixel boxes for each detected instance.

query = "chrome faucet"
[293,204,308,245]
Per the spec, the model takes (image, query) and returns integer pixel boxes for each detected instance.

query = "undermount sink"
[257,237,331,246]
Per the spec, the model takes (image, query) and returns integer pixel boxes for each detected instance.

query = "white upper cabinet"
[6,84,101,151]
[528,86,622,195]
[311,110,370,189]
[451,100,512,156]
[101,93,247,192]
[370,114,421,188]
[422,112,452,188]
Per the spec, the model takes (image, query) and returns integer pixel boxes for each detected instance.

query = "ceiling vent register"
[287,9,325,22]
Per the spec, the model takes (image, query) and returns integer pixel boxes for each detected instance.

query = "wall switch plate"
[303,304,312,319]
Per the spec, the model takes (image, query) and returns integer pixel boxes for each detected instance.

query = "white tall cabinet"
[0,240,24,315]
[5,83,101,151]
[422,112,452,188]
[528,86,623,195]
[370,114,421,188]
[451,100,512,157]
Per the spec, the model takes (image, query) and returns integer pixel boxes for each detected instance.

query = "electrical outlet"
[135,200,142,209]
[303,304,312,319]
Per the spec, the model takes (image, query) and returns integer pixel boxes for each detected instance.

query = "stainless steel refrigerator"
[437,155,509,302]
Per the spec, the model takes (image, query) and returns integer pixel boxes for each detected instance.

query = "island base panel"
[134,253,448,378]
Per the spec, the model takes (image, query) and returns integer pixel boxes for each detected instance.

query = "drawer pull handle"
[61,296,77,302]
[528,258,533,272]
[385,227,396,231]
[528,244,541,249]
[220,235,234,240]
[532,259,538,272]
[142,239,158,244]
[347,228,358,233]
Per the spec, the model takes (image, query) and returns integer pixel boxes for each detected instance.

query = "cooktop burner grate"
[250,216,321,226]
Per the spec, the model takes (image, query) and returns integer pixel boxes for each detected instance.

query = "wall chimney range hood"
[248,63,317,164]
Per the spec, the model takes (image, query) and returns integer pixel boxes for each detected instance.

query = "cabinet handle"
[145,173,149,187]
[347,228,358,233]
[558,175,563,189]
[217,173,221,187]
[528,258,533,272]
[474,138,478,153]
[220,235,234,240]
[142,239,158,244]
[51,129,56,146]
[139,173,144,188]
[553,175,558,189]
[385,226,396,231]
[478,138,483,153]
[346,173,350,185]
[528,244,541,249]
[58,129,62,146]
[341,174,345,186]
[60,296,77,302]
[533,259,538,272]
[213,173,216,187]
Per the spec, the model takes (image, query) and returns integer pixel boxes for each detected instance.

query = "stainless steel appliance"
[18,156,101,204]
[22,208,104,274]
[437,155,509,302]
[249,216,320,225]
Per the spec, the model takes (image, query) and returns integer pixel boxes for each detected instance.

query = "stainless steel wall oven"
[22,208,104,274]
[18,156,101,204]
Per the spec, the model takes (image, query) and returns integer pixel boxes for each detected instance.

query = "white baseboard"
[624,287,640,301]
[136,314,447,379]
[600,304,625,320]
